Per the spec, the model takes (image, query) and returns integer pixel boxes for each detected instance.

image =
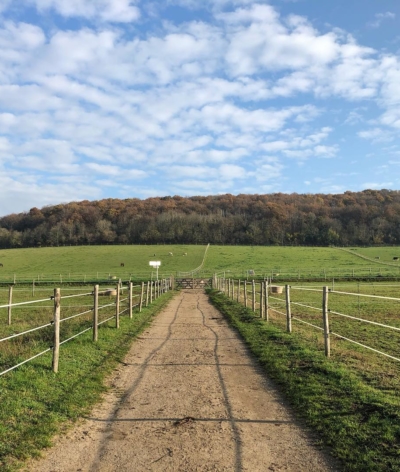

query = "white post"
[7,285,13,326]
[115,285,120,329]
[285,285,292,333]
[129,281,133,318]
[93,285,99,342]
[52,288,61,373]
[322,286,330,357]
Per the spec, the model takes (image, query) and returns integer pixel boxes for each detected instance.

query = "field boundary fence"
[3,264,400,286]
[177,243,210,277]
[214,276,400,364]
[0,277,173,376]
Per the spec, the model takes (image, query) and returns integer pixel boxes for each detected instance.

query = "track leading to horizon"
[28,290,337,472]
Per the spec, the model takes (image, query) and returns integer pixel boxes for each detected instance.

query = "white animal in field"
[169,252,173,256]
[183,252,187,256]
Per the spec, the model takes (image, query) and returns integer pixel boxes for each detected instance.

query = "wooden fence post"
[129,281,133,319]
[146,281,150,306]
[285,285,292,333]
[52,288,61,373]
[115,285,120,329]
[265,281,269,321]
[32,279,35,296]
[322,286,330,357]
[259,281,264,319]
[244,280,248,308]
[150,281,153,304]
[237,280,240,303]
[7,285,13,325]
[139,282,145,312]
[252,280,256,312]
[232,279,235,300]
[93,285,99,342]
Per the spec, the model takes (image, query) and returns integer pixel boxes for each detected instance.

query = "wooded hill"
[0,189,399,248]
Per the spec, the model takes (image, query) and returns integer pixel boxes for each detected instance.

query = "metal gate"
[175,278,212,289]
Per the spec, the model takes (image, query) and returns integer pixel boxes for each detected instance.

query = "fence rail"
[0,278,172,377]
[214,276,400,364]
[3,261,400,285]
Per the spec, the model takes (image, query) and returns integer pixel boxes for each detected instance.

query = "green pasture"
[0,245,206,282]
[220,278,400,367]
[1,245,400,283]
[344,246,400,266]
[206,245,400,279]
[266,281,400,367]
[0,283,145,379]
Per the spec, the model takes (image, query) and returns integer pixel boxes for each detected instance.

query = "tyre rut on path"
[28,290,338,472]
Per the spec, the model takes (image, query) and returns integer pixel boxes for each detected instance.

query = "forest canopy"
[0,190,398,248]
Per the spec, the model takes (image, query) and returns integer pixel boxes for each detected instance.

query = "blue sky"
[0,0,399,216]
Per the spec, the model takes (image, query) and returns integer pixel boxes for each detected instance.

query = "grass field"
[1,244,400,283]
[0,245,207,282]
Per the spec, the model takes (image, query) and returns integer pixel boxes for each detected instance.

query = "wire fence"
[0,277,173,377]
[3,259,400,286]
[177,243,210,277]
[215,276,400,365]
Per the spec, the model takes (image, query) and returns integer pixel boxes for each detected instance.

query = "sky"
[0,0,400,216]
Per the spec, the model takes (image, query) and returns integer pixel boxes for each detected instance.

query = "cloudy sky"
[0,0,399,216]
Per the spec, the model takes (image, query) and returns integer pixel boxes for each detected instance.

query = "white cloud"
[362,181,394,189]
[0,173,100,216]
[314,145,338,158]
[368,12,395,29]
[219,164,246,179]
[358,128,394,142]
[27,0,141,23]
[0,2,400,213]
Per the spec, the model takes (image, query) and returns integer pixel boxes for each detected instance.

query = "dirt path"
[28,290,338,471]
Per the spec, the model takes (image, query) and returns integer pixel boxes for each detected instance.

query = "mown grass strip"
[0,291,175,472]
[207,289,400,472]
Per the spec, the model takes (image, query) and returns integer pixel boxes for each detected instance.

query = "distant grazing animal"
[0,263,3,267]
[169,252,173,256]
[120,263,124,267]
[153,253,156,256]
[394,257,399,261]
[183,253,187,256]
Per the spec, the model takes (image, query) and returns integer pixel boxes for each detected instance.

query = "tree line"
[0,189,399,248]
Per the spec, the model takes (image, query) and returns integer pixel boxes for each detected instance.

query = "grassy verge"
[0,291,175,472]
[207,289,400,472]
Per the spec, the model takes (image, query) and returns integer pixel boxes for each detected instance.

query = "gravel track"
[28,290,338,471]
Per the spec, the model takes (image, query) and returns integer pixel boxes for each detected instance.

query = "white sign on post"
[149,261,161,280]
